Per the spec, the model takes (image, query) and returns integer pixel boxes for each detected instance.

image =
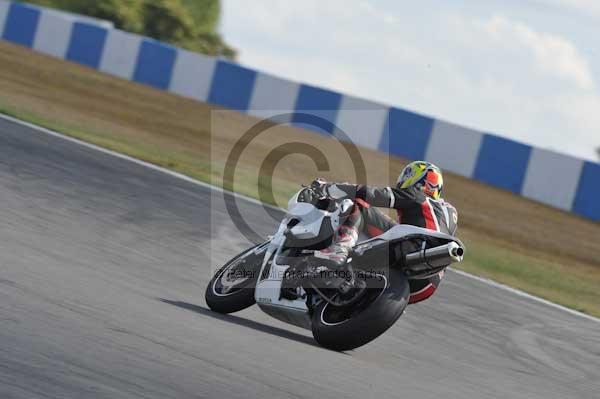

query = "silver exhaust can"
[405,241,465,270]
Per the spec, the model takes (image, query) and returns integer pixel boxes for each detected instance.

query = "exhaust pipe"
[405,241,464,269]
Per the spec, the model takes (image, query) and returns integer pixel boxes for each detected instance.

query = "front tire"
[311,268,410,351]
[205,243,267,314]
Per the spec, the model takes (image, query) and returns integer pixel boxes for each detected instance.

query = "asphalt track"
[0,116,599,399]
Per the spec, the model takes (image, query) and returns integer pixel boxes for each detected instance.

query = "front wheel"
[205,242,268,314]
[311,268,410,351]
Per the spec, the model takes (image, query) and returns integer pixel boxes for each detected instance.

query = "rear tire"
[205,243,267,314]
[311,268,410,351]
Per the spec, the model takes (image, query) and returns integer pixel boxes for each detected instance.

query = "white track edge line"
[0,113,281,212]
[447,268,599,323]
[2,112,598,324]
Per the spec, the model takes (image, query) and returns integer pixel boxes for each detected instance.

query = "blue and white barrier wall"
[0,0,598,221]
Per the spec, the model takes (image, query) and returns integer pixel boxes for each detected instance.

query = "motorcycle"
[205,185,465,351]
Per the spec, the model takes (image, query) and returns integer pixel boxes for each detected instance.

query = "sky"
[221,0,600,162]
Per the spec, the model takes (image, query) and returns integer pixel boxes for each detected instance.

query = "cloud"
[477,15,595,90]
[221,1,600,161]
[536,0,600,18]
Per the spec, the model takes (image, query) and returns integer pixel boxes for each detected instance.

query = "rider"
[312,161,458,304]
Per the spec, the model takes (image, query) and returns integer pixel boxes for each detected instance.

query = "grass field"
[1,41,599,317]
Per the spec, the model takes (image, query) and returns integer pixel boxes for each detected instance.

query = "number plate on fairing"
[254,263,310,329]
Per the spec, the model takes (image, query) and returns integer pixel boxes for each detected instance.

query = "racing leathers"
[317,183,458,304]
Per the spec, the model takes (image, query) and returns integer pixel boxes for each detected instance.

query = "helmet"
[397,161,443,200]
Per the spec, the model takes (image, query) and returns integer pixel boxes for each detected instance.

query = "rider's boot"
[311,239,367,302]
[313,244,351,268]
[313,223,358,268]
[281,210,363,301]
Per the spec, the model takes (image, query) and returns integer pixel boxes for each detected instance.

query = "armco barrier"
[1,0,598,221]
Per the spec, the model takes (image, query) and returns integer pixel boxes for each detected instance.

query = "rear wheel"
[205,242,268,314]
[311,268,410,351]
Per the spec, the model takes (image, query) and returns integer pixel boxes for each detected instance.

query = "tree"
[185,31,236,58]
[141,0,195,43]
[153,0,236,57]
[21,0,236,59]
[181,0,220,32]
[71,0,144,33]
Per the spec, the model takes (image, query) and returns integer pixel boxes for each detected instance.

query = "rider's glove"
[310,178,328,198]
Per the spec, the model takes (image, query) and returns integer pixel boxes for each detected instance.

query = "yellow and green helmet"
[397,161,444,200]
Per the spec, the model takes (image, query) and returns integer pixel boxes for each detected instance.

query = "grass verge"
[1,40,599,317]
